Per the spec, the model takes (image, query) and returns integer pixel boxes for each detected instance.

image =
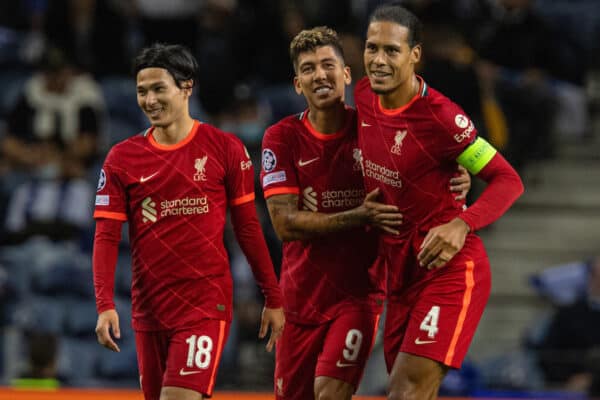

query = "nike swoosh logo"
[298,157,319,167]
[361,121,372,127]
[336,360,356,368]
[414,338,437,345]
[140,172,159,183]
[179,368,203,376]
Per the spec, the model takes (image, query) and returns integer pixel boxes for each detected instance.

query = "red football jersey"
[260,108,385,324]
[354,76,472,245]
[94,121,256,330]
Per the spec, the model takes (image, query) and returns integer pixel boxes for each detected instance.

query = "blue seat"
[57,337,100,383]
[100,77,147,144]
[96,339,138,380]
[13,295,66,334]
[0,68,30,118]
[32,260,93,298]
[529,260,589,306]
[63,299,98,338]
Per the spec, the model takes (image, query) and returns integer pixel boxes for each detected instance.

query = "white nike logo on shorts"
[336,360,356,368]
[179,368,203,376]
[361,121,372,127]
[414,337,437,345]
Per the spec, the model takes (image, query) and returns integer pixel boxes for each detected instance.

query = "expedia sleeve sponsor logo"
[364,160,402,188]
[453,120,475,143]
[240,159,252,170]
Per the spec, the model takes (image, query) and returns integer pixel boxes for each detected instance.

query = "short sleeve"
[260,123,299,198]
[224,134,256,207]
[93,148,128,221]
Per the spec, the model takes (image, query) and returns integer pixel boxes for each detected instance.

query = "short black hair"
[290,26,345,73]
[133,43,198,88]
[369,2,423,48]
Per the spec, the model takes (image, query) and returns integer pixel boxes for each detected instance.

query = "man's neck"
[379,74,419,110]
[153,115,195,145]
[308,102,347,134]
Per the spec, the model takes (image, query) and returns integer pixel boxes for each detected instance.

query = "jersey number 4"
[419,306,440,339]
[186,335,213,369]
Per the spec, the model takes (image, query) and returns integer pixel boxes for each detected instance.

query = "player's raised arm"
[92,218,122,352]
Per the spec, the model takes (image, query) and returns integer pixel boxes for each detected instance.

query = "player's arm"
[230,201,284,352]
[418,138,523,269]
[456,138,524,230]
[266,188,403,241]
[93,218,122,352]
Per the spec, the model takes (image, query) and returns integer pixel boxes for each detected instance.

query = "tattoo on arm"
[266,194,365,241]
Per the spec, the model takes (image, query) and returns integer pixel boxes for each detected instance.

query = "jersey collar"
[301,107,352,141]
[377,75,427,116]
[147,120,200,151]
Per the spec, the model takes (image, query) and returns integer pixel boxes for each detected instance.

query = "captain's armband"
[456,137,497,175]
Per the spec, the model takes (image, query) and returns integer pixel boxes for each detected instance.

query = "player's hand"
[95,309,121,352]
[361,188,403,235]
[450,165,471,201]
[417,218,470,270]
[259,306,285,352]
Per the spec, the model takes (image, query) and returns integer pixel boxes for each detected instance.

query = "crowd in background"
[0,0,599,395]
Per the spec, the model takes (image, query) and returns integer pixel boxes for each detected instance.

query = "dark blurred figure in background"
[133,0,202,53]
[44,0,131,77]
[466,0,582,170]
[534,257,600,397]
[11,332,60,389]
[0,46,104,244]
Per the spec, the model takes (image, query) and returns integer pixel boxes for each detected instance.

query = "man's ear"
[293,76,303,95]
[411,44,422,64]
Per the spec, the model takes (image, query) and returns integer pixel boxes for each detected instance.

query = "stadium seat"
[529,260,589,306]
[31,259,94,298]
[63,299,98,338]
[96,340,138,380]
[57,337,100,384]
[99,77,147,144]
[12,295,66,334]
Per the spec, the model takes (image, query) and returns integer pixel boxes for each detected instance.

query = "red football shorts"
[274,311,380,400]
[135,319,230,399]
[383,233,491,370]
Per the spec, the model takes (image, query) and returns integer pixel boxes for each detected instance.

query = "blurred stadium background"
[0,0,599,398]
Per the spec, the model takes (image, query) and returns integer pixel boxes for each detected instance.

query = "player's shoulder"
[423,84,477,142]
[424,87,470,127]
[105,127,151,160]
[263,112,304,141]
[197,121,244,148]
[423,85,468,120]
